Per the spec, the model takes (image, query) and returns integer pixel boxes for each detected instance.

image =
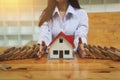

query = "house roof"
[49,32,74,48]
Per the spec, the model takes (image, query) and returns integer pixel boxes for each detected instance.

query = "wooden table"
[0,47,120,80]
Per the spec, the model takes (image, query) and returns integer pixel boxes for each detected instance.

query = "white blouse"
[38,5,88,51]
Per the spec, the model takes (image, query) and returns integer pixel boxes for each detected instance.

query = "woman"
[37,0,88,58]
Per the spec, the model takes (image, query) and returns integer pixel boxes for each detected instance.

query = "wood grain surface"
[0,51,120,80]
[88,12,120,48]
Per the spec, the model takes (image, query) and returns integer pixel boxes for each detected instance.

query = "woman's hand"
[37,41,47,59]
[78,37,86,58]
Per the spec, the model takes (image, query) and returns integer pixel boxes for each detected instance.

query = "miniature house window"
[65,50,70,55]
[59,38,63,43]
[53,50,58,55]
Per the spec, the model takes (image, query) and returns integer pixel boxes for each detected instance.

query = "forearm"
[38,22,52,46]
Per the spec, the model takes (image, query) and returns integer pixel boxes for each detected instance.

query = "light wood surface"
[0,47,120,80]
[89,12,120,26]
[88,26,120,48]
[88,12,120,48]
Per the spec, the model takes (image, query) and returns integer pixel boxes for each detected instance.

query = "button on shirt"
[38,5,88,51]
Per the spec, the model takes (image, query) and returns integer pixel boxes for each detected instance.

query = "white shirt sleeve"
[38,22,52,46]
[74,10,88,51]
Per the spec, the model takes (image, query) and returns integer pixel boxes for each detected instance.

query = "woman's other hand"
[78,37,86,58]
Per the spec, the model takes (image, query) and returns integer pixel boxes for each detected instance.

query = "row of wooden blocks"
[0,44,120,61]
[0,44,40,61]
[83,44,120,61]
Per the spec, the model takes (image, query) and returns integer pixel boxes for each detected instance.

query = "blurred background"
[0,0,120,47]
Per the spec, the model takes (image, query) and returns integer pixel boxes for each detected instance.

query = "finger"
[42,41,47,50]
[38,54,42,58]
[78,37,82,44]
[81,51,87,58]
[78,46,86,58]
[42,41,46,46]
[81,53,86,58]
[42,41,47,52]
[37,51,40,56]
[78,43,84,51]
[37,51,42,58]
[37,47,45,58]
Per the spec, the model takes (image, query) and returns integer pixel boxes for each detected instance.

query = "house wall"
[49,36,73,59]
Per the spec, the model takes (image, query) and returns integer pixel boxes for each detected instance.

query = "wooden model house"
[48,32,74,59]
